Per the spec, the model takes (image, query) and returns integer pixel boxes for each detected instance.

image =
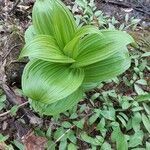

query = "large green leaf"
[19,35,75,63]
[100,30,134,44]
[52,0,77,49]
[83,48,131,86]
[30,88,83,116]
[32,0,54,35]
[22,60,84,104]
[63,25,102,58]
[75,25,102,37]
[32,0,77,49]
[72,30,134,67]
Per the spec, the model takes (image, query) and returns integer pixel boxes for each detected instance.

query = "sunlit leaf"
[83,48,131,85]
[20,35,75,63]
[33,0,77,49]
[63,25,102,58]
[22,60,84,104]
[72,30,134,67]
[134,84,145,95]
[20,0,134,117]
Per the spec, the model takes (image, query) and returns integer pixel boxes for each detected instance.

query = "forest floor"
[0,0,150,150]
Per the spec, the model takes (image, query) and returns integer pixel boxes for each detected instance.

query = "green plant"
[0,90,6,111]
[19,0,134,116]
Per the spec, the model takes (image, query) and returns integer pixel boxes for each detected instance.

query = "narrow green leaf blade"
[136,94,150,102]
[22,60,84,104]
[142,113,150,133]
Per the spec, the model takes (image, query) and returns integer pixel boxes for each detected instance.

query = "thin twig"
[8,0,21,14]
[134,7,150,15]
[56,125,75,143]
[50,112,94,148]
[0,83,42,125]
[104,0,150,15]
[2,44,22,62]
[0,101,29,117]
[50,125,75,148]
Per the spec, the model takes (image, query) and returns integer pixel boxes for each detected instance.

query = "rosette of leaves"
[20,0,134,116]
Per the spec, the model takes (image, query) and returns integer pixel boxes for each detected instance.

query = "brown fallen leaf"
[22,131,48,150]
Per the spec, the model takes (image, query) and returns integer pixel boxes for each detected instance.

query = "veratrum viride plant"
[20,0,135,116]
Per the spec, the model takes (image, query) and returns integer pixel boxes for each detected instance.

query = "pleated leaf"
[19,35,75,63]
[22,60,84,104]
[52,0,77,49]
[72,30,134,67]
[32,0,77,49]
[100,30,134,44]
[75,25,102,37]
[32,0,54,35]
[83,48,131,85]
[63,25,102,58]
[24,25,36,44]
[30,88,83,116]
